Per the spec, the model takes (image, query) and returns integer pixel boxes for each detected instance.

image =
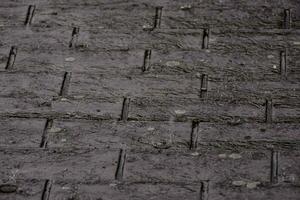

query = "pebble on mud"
[65,57,76,62]
[49,127,62,133]
[229,153,242,159]
[246,182,260,189]
[218,153,241,159]
[109,183,117,187]
[174,110,186,115]
[61,98,68,101]
[293,41,300,45]
[0,184,18,193]
[180,5,192,10]
[218,154,227,159]
[191,152,200,156]
[232,180,260,189]
[147,127,155,131]
[142,25,152,30]
[232,180,246,186]
[166,61,180,67]
[73,95,85,99]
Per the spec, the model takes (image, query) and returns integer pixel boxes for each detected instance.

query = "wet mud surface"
[0,0,299,199]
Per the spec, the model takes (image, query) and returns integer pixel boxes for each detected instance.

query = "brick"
[209,29,300,53]
[0,118,45,148]
[209,184,300,200]
[128,97,263,122]
[0,72,63,99]
[279,151,300,183]
[0,97,51,116]
[0,6,29,26]
[0,148,118,182]
[273,99,300,123]
[51,98,123,120]
[0,49,146,74]
[123,150,297,183]
[197,122,300,143]
[0,179,44,200]
[68,73,199,99]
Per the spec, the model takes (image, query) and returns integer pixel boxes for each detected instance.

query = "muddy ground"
[0,0,299,199]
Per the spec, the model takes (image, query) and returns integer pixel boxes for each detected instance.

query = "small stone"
[61,98,68,101]
[191,152,200,156]
[49,127,62,133]
[147,127,155,131]
[174,110,186,115]
[267,55,274,59]
[273,65,277,69]
[232,180,246,186]
[246,182,260,189]
[0,184,17,193]
[109,183,117,187]
[218,154,227,159]
[154,142,162,146]
[142,25,152,30]
[166,61,180,67]
[73,95,85,99]
[62,186,70,190]
[293,41,300,45]
[229,153,242,159]
[61,139,67,142]
[65,57,75,62]
[180,5,192,10]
